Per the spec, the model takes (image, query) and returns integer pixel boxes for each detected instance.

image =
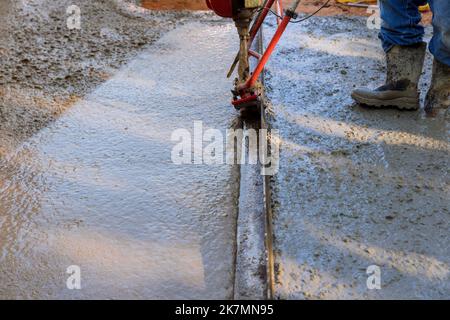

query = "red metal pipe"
[249,0,276,45]
[242,14,291,90]
[248,49,262,59]
[232,94,258,106]
[227,0,276,78]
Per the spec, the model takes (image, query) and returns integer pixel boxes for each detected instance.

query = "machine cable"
[259,0,331,23]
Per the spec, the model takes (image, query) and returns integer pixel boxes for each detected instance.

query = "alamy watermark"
[171,121,280,176]
[367,1,381,30]
[366,265,381,290]
[66,5,81,30]
[66,265,81,290]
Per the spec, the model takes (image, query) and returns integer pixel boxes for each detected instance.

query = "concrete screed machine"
[205,0,311,116]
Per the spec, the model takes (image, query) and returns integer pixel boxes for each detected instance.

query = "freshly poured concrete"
[265,16,450,299]
[0,0,177,154]
[0,22,240,299]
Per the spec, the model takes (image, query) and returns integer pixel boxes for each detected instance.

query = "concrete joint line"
[233,27,275,300]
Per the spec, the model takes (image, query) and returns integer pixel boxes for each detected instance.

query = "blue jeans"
[379,0,450,66]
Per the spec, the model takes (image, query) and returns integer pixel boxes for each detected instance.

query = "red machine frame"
[231,0,301,111]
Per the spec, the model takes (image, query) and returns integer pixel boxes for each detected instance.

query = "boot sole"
[351,92,419,110]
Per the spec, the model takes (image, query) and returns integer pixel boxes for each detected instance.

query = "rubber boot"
[351,42,427,110]
[424,59,450,112]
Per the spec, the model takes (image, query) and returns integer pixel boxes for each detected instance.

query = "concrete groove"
[233,25,275,300]
[257,26,276,300]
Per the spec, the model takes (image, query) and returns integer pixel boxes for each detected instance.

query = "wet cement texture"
[0,21,240,299]
[0,0,182,155]
[265,16,449,299]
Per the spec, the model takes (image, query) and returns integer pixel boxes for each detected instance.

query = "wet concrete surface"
[0,1,13,57]
[0,21,241,299]
[265,16,450,299]
[0,0,180,155]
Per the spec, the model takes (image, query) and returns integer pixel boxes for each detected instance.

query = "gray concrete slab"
[0,21,241,299]
[265,16,450,299]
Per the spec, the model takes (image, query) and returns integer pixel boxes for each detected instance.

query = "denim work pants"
[379,0,450,66]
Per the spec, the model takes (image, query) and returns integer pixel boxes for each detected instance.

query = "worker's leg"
[378,0,428,52]
[351,0,427,110]
[428,0,450,66]
[425,0,450,110]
